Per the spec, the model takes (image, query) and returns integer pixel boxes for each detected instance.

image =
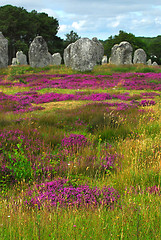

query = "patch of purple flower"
[61,134,89,153]
[139,100,156,107]
[2,72,161,91]
[0,92,44,113]
[0,129,54,184]
[24,178,120,209]
[100,154,115,171]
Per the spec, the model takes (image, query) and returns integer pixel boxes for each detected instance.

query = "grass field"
[0,64,161,239]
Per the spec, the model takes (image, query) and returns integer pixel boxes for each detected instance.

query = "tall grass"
[0,64,161,239]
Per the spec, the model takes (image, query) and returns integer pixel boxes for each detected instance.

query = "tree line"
[101,30,161,64]
[0,5,161,64]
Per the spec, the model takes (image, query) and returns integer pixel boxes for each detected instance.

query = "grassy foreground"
[0,64,161,239]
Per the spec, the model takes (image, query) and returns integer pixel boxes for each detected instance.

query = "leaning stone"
[16,51,28,65]
[52,53,62,65]
[64,43,74,67]
[64,38,104,71]
[133,48,147,64]
[102,56,107,64]
[29,36,52,68]
[92,37,104,64]
[0,32,8,68]
[110,41,133,65]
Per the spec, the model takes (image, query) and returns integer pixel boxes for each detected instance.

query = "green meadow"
[0,64,161,240]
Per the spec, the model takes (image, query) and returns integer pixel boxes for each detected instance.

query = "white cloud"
[72,20,86,30]
[154,17,161,25]
[59,24,68,32]
[2,0,161,39]
[40,8,58,18]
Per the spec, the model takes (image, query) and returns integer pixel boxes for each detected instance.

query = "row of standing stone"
[0,32,62,69]
[0,32,158,71]
[109,41,158,66]
[12,51,61,67]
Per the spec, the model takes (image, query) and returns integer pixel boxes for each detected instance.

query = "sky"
[1,0,161,40]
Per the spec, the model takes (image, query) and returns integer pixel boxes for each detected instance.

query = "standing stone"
[12,58,18,66]
[133,48,147,64]
[64,43,74,68]
[29,36,52,68]
[16,51,28,65]
[102,56,107,64]
[52,53,62,65]
[147,59,152,65]
[64,38,104,71]
[0,32,8,68]
[12,51,28,65]
[152,61,158,66]
[92,37,104,64]
[110,41,133,65]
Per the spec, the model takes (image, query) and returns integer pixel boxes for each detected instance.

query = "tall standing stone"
[64,43,74,68]
[0,32,8,68]
[110,41,133,65]
[133,48,147,64]
[92,37,104,64]
[29,36,52,68]
[64,38,104,71]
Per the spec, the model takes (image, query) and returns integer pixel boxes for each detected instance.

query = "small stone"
[16,51,28,65]
[152,61,158,66]
[52,53,62,65]
[12,58,18,66]
[102,56,107,64]
[147,59,152,65]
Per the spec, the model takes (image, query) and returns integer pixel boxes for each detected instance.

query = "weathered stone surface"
[52,53,62,65]
[110,41,133,65]
[92,37,104,64]
[147,59,152,65]
[29,36,52,68]
[16,51,28,65]
[102,55,107,64]
[152,61,158,66]
[63,43,74,68]
[12,58,18,66]
[12,51,28,65]
[133,48,147,64]
[64,38,104,71]
[0,32,8,68]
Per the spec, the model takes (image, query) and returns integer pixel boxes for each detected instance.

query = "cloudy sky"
[1,0,161,40]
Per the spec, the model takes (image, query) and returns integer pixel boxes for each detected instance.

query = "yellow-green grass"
[0,64,161,239]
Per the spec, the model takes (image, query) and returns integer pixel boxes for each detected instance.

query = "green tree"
[149,36,161,64]
[0,5,62,64]
[103,30,148,59]
[64,30,81,47]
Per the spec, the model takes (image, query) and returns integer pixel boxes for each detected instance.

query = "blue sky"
[1,0,161,40]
